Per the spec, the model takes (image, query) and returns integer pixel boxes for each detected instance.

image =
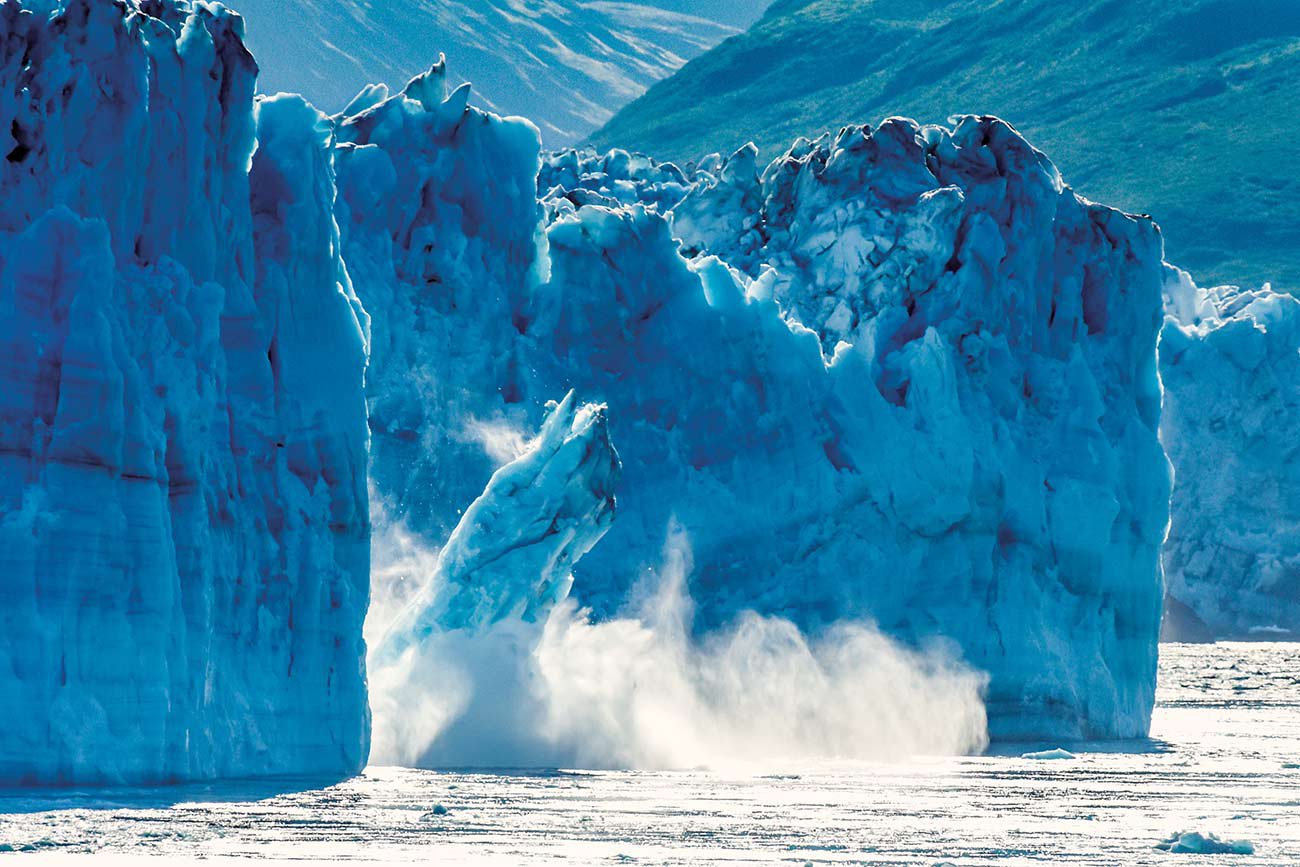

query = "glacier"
[0,0,1183,785]
[342,60,1170,742]
[0,0,370,784]
[1161,269,1300,639]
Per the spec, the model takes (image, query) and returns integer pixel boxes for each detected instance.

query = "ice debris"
[1155,831,1255,855]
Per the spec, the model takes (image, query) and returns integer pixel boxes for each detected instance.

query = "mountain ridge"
[237,0,769,145]
[592,0,1300,288]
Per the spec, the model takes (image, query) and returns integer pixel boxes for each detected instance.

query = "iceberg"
[343,69,1170,741]
[1155,831,1255,855]
[0,1,370,784]
[1161,268,1300,638]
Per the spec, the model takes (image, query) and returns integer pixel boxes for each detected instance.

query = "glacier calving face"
[334,59,546,548]
[0,1,370,784]
[1,0,1176,778]
[1161,270,1300,638]
[345,66,1170,741]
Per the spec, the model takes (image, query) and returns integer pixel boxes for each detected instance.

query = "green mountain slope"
[591,0,1300,288]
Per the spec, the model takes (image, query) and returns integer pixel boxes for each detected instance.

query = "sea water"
[1,643,1296,864]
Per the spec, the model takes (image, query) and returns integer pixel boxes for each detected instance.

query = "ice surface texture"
[1162,270,1300,638]
[375,392,619,657]
[0,1,370,784]
[346,63,1170,740]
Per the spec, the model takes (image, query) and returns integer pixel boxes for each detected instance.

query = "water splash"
[367,523,988,770]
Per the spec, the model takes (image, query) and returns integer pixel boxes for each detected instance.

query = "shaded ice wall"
[334,60,545,547]
[1161,269,1300,638]
[0,0,370,784]
[342,69,1169,741]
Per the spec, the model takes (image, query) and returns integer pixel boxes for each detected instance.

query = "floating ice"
[1155,831,1255,855]
[1021,748,1076,760]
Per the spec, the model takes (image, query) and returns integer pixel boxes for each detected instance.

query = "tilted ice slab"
[1161,268,1300,638]
[0,0,370,784]
[344,65,1169,741]
[368,394,619,766]
[375,392,619,657]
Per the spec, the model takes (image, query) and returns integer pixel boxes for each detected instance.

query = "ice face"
[0,0,1176,780]
[334,60,548,549]
[569,137,1300,645]
[0,1,370,784]
[1161,268,1300,639]
[346,74,1170,740]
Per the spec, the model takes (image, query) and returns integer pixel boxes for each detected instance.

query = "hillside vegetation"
[593,0,1300,287]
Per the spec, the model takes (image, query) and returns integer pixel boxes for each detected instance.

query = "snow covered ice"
[0,0,370,784]
[1161,267,1300,638]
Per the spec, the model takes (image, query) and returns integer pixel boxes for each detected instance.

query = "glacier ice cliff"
[0,0,1178,778]
[1161,269,1300,638]
[0,0,370,784]
[342,63,1170,742]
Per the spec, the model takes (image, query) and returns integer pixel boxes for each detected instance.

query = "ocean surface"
[2,642,1296,864]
